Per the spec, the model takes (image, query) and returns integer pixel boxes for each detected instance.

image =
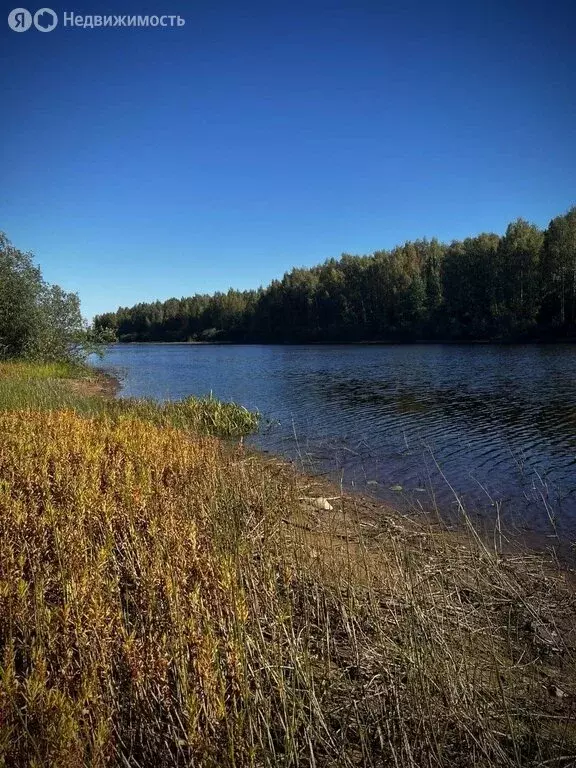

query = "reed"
[0,362,574,766]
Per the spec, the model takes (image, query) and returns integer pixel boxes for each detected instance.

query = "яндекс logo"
[8,8,32,30]
[7,7,58,31]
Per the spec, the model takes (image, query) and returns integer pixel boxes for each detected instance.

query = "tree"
[0,231,89,362]
[540,208,576,330]
[421,239,445,332]
[0,232,44,357]
[442,234,500,338]
[497,219,543,334]
[28,284,85,361]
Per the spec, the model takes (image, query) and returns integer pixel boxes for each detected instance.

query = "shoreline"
[254,444,576,570]
[108,337,576,346]
[71,366,122,398]
[92,364,576,567]
[2,359,576,764]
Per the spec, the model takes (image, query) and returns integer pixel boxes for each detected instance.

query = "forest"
[95,208,576,343]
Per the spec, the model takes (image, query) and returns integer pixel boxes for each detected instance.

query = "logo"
[8,7,32,31]
[34,7,57,30]
[7,7,58,31]
[8,8,184,31]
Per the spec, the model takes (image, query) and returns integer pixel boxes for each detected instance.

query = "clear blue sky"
[2,0,575,320]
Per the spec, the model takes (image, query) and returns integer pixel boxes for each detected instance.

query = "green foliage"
[497,219,543,333]
[540,207,576,328]
[0,232,90,362]
[0,232,44,358]
[96,208,576,343]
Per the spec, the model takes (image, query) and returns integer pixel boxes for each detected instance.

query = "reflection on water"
[93,343,576,539]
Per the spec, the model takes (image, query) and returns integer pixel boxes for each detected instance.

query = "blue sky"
[2,0,575,321]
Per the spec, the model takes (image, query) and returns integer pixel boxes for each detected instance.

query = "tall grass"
[0,363,574,766]
[0,361,259,437]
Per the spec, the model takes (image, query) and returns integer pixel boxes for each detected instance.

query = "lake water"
[93,343,576,541]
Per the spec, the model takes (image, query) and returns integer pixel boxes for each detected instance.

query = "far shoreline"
[106,337,576,346]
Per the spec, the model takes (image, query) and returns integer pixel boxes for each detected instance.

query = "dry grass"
[0,365,575,766]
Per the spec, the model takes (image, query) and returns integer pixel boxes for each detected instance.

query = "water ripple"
[94,343,576,539]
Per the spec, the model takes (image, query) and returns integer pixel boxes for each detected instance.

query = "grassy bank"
[0,361,258,437]
[0,362,575,767]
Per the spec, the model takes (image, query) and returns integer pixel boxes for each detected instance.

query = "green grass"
[0,360,259,437]
[0,359,88,380]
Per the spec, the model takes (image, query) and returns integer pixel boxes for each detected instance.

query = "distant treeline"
[95,208,576,343]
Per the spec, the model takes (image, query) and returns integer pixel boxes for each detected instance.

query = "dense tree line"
[95,208,576,343]
[0,232,106,362]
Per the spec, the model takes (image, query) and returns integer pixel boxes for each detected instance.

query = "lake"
[93,343,576,541]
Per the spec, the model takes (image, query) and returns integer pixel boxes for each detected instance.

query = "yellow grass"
[0,364,575,766]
